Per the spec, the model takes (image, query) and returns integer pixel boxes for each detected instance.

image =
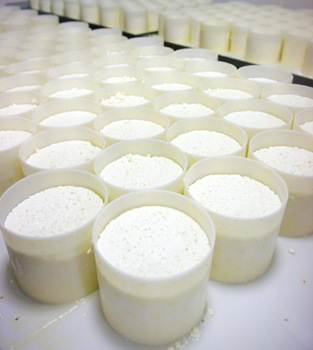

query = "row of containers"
[20,0,313,77]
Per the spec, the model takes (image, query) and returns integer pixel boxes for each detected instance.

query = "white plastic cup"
[64,0,81,19]
[51,50,95,65]
[293,108,313,135]
[94,106,169,147]
[200,19,231,53]
[46,62,98,80]
[93,189,215,345]
[184,156,288,283]
[136,56,185,74]
[126,35,164,48]
[15,49,55,62]
[0,73,49,93]
[81,0,100,25]
[170,47,218,62]
[248,130,313,238]
[19,126,105,176]
[30,14,59,27]
[163,13,190,45]
[122,6,148,34]
[94,139,187,202]
[184,60,237,81]
[131,45,173,59]
[0,169,108,304]
[99,1,121,27]
[92,54,138,69]
[0,116,36,195]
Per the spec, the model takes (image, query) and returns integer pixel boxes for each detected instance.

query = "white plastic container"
[92,54,137,69]
[4,58,54,76]
[64,0,81,19]
[236,65,294,89]
[99,1,121,27]
[135,56,185,74]
[0,169,108,304]
[30,14,59,27]
[248,130,313,238]
[0,73,49,93]
[93,189,215,345]
[15,49,55,62]
[19,126,105,176]
[94,139,187,202]
[170,47,218,62]
[200,19,231,53]
[94,106,169,147]
[131,45,173,59]
[55,40,92,53]
[293,108,313,135]
[0,116,36,195]
[31,97,103,132]
[51,50,95,65]
[184,156,288,283]
[122,6,148,34]
[166,117,248,168]
[126,35,164,48]
[219,99,293,141]
[184,60,237,81]
[301,38,313,78]
[163,13,190,45]
[89,27,122,37]
[46,62,98,80]
[81,0,100,25]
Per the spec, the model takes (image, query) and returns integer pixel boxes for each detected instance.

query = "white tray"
[1,232,313,350]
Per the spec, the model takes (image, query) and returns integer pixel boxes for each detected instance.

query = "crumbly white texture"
[203,88,253,99]
[7,85,40,92]
[40,111,97,127]
[152,83,192,91]
[26,140,101,169]
[267,94,313,107]
[100,153,183,189]
[254,146,313,176]
[97,206,210,278]
[0,130,32,150]
[0,103,37,116]
[100,119,164,139]
[194,71,227,78]
[188,174,282,218]
[145,67,176,72]
[301,121,313,135]
[224,111,285,128]
[248,77,278,83]
[58,73,89,79]
[49,87,93,98]
[160,103,214,118]
[105,76,137,83]
[4,185,103,237]
[101,92,149,107]
[171,130,241,156]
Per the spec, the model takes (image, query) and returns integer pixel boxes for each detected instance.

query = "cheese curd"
[171,130,241,156]
[4,185,103,237]
[97,206,210,278]
[49,87,93,98]
[203,88,253,99]
[268,94,313,107]
[145,67,176,72]
[301,121,313,135]
[254,146,313,176]
[248,77,278,84]
[0,130,32,150]
[100,119,164,139]
[152,83,192,91]
[160,103,214,118]
[194,71,227,78]
[101,92,149,107]
[100,153,183,189]
[0,103,37,116]
[26,140,101,169]
[188,174,282,218]
[224,111,285,128]
[104,76,137,83]
[40,111,97,127]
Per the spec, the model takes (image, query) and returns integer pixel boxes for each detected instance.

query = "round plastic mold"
[170,48,218,62]
[293,108,313,135]
[45,62,98,80]
[135,56,185,75]
[3,58,54,76]
[131,45,174,59]
[0,73,49,93]
[184,60,237,81]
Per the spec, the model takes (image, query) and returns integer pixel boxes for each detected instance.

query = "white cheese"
[49,87,93,98]
[0,103,37,117]
[203,88,253,99]
[0,130,32,150]
[267,94,313,107]
[26,140,102,169]
[100,153,183,189]
[188,174,282,218]
[194,71,227,78]
[58,73,89,79]
[100,119,164,139]
[248,77,278,84]
[97,205,210,278]
[4,185,103,237]
[6,85,41,92]
[101,92,149,107]
[160,102,214,118]
[224,110,285,128]
[301,121,313,135]
[254,146,313,176]
[40,111,97,127]
[152,83,192,91]
[171,130,241,156]
[104,76,137,84]
[145,67,176,72]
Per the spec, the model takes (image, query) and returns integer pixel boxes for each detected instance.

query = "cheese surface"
[97,205,210,278]
[0,103,37,116]
[101,92,149,107]
[26,140,101,169]
[268,94,313,107]
[0,130,32,150]
[160,102,214,118]
[188,174,281,218]
[203,88,253,99]
[224,111,285,128]
[152,83,192,91]
[49,87,93,98]
[301,121,313,135]
[4,185,103,237]
[100,153,183,189]
[40,111,97,127]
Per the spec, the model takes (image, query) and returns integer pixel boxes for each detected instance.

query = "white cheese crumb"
[26,140,101,169]
[101,91,149,107]
[171,130,241,156]
[254,146,313,176]
[207,308,214,316]
[49,87,93,98]
[188,174,282,218]
[97,206,210,278]
[267,94,313,107]
[152,83,192,91]
[289,248,295,255]
[0,130,32,150]
[105,76,137,84]
[190,327,202,339]
[100,153,183,189]
[0,103,37,116]
[203,88,253,99]
[160,103,214,118]
[224,110,285,128]
[100,119,164,139]
[40,111,97,127]
[300,121,313,135]
[248,77,278,84]
[4,186,103,237]
[6,85,41,92]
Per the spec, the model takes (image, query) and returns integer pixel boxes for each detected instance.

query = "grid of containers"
[0,2,313,347]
